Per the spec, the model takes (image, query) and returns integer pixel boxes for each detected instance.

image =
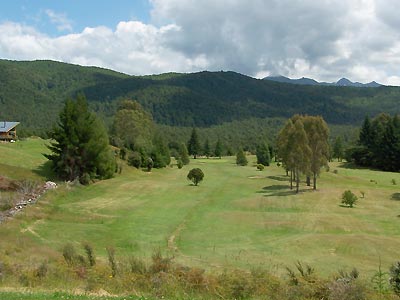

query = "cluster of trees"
[111,100,171,169]
[277,115,330,192]
[187,128,224,159]
[346,114,400,172]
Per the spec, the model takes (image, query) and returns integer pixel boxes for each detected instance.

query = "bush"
[187,168,204,186]
[389,262,400,295]
[341,190,357,208]
[256,164,265,171]
[236,149,248,166]
[127,151,142,168]
[177,158,183,169]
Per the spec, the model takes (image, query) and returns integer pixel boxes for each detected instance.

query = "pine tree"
[45,94,115,184]
[203,139,211,158]
[256,142,270,166]
[187,128,201,159]
[236,149,248,166]
[178,143,190,165]
[214,139,223,158]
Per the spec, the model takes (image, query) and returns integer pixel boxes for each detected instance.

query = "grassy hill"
[1,60,400,136]
[1,139,400,278]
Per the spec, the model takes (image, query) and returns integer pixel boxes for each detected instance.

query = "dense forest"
[0,59,399,144]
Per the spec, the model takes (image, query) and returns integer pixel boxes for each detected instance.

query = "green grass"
[1,139,400,283]
[0,291,145,300]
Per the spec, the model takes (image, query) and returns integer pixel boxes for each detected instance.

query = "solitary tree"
[341,190,358,208]
[45,94,115,184]
[188,128,201,159]
[187,168,204,186]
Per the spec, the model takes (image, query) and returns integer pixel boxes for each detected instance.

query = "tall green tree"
[178,143,190,165]
[188,128,201,159]
[203,139,211,158]
[289,119,312,193]
[236,148,248,166]
[302,116,330,190]
[333,136,344,162]
[256,142,271,166]
[214,139,223,158]
[45,94,115,184]
[151,133,171,168]
[112,100,154,151]
[277,119,296,188]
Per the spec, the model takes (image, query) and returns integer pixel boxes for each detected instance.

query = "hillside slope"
[1,60,399,134]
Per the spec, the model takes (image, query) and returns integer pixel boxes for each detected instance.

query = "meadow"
[1,138,400,298]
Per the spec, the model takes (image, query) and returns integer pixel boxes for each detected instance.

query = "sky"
[0,0,400,85]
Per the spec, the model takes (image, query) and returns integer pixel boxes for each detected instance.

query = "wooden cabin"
[0,121,20,141]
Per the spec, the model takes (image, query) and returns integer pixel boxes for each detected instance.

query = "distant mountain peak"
[264,75,382,88]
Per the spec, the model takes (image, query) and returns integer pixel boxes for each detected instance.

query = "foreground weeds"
[1,245,400,300]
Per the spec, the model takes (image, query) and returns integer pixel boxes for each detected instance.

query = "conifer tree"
[188,128,201,159]
[178,143,190,165]
[236,148,248,166]
[45,94,115,184]
[214,139,223,158]
[203,139,211,158]
[256,142,271,166]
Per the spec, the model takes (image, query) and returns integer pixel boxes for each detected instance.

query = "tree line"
[346,113,400,172]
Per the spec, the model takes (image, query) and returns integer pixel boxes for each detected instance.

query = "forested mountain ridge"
[0,59,399,135]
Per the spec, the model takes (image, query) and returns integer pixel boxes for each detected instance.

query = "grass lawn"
[0,139,400,283]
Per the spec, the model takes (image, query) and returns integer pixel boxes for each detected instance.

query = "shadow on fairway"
[391,193,400,201]
[33,161,56,181]
[267,175,289,182]
[257,184,296,197]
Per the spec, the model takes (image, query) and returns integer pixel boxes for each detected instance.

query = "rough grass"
[0,139,400,283]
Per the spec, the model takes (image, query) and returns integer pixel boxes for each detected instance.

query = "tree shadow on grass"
[33,161,57,181]
[267,175,289,182]
[258,184,316,197]
[391,193,400,201]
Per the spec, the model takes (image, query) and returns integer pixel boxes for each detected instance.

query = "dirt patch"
[0,176,20,191]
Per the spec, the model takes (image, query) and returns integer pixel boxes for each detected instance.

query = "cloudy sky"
[1,0,399,85]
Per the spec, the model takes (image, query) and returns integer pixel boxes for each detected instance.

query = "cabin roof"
[0,121,20,133]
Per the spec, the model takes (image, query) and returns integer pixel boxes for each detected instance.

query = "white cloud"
[0,1,400,85]
[45,9,73,32]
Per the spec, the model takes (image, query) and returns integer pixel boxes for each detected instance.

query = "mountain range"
[0,59,399,136]
[264,75,382,87]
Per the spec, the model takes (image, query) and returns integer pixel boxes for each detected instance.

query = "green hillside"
[1,59,400,136]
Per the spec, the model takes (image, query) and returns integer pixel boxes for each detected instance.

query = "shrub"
[177,158,183,169]
[341,190,357,208]
[256,164,265,171]
[146,157,154,172]
[236,149,248,166]
[62,243,77,266]
[82,242,96,267]
[389,262,400,295]
[187,168,204,186]
[106,247,117,277]
[127,151,142,168]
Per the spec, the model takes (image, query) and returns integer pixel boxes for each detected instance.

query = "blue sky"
[0,0,151,36]
[0,0,399,85]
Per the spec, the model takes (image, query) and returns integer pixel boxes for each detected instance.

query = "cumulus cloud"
[0,0,399,85]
